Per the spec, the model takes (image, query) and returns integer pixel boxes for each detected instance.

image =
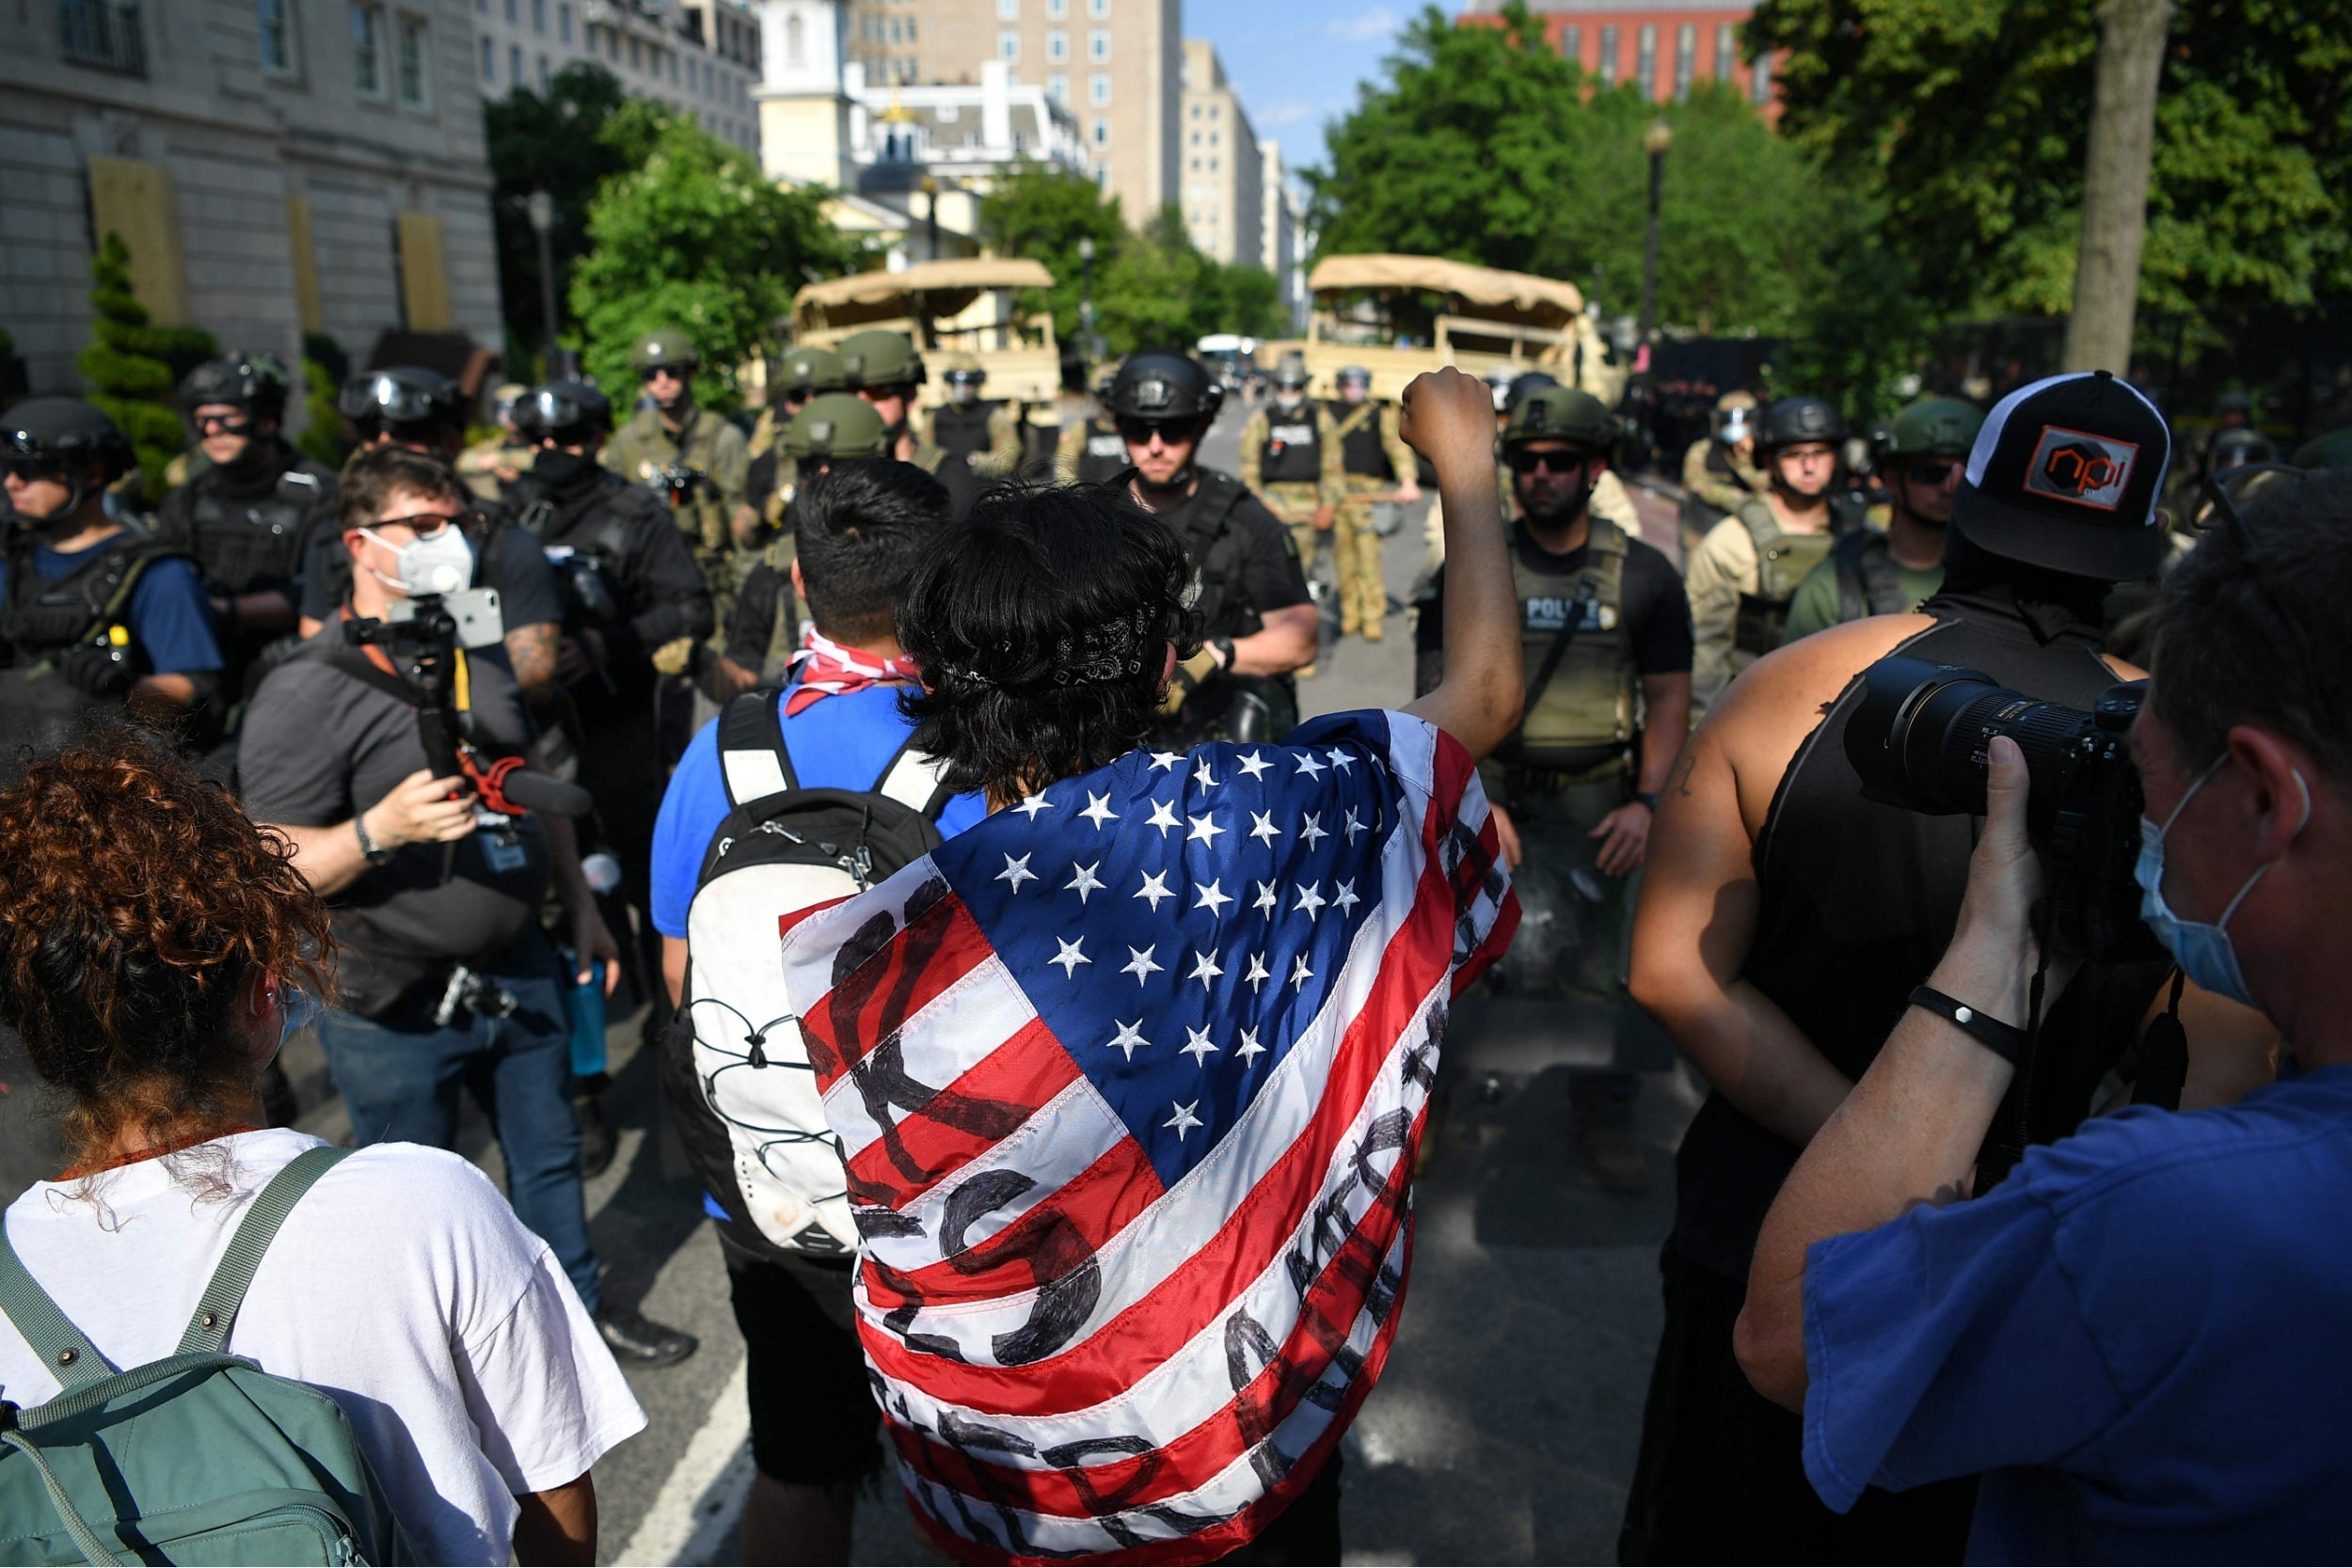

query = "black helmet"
[181,353,292,421]
[3,398,135,484]
[514,380,614,443]
[338,367,464,435]
[1107,352,1222,422]
[2205,425,2277,473]
[1756,395,1847,451]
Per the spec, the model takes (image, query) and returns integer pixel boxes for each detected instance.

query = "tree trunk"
[2062,0,2176,374]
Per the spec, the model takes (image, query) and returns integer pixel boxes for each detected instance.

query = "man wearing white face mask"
[1737,465,2352,1559]
[238,447,695,1370]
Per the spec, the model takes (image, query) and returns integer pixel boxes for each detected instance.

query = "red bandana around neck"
[784,628,920,717]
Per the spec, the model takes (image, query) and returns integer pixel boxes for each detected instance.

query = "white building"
[1262,138,1305,328]
[0,0,502,401]
[1176,41,1260,268]
[470,0,764,153]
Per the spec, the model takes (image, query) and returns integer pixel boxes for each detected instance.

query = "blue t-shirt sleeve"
[1802,1167,2125,1513]
[650,714,730,939]
[127,556,225,674]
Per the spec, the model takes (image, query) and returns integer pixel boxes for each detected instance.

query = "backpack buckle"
[0,1400,19,1433]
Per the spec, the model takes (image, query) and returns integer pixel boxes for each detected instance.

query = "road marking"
[618,1354,755,1567]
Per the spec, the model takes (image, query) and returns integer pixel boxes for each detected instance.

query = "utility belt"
[1497,749,1634,796]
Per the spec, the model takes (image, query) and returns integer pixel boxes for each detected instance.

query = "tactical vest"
[1502,518,1636,768]
[1259,407,1322,485]
[1832,530,1911,623]
[1077,420,1127,485]
[1732,499,1840,657]
[1327,400,1392,481]
[930,400,999,461]
[513,473,649,633]
[180,462,326,596]
[0,531,182,746]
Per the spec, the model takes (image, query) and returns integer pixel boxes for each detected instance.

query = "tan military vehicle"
[790,258,1062,433]
[1296,253,1626,405]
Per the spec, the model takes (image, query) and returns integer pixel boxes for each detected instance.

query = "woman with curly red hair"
[0,730,645,1565]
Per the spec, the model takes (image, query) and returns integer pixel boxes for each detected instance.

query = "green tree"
[75,233,215,498]
[485,62,635,374]
[1748,0,2351,317]
[977,161,1130,344]
[1308,4,1838,336]
[568,103,856,411]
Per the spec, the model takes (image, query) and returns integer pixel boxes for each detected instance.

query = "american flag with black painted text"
[775,709,1517,1563]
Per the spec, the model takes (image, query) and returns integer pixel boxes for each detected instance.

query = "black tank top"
[1668,594,2171,1279]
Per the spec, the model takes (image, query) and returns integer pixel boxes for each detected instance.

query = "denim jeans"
[317,934,602,1313]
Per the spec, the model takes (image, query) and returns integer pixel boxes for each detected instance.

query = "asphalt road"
[1,411,1704,1565]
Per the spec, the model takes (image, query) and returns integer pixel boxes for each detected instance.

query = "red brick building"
[1459,0,1782,122]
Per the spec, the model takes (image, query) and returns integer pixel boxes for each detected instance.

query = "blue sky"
[1186,0,1472,196]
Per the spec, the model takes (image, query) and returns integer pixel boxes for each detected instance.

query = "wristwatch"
[352,811,394,866]
[1635,791,1661,812]
[1210,635,1236,670]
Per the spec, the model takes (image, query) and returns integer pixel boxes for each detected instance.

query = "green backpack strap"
[176,1146,353,1356]
[0,1224,118,1392]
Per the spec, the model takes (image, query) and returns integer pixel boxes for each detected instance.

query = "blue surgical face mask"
[2134,756,2310,1008]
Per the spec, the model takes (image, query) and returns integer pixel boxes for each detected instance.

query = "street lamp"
[1076,235,1100,363]
[920,174,941,261]
[525,189,570,378]
[1634,118,1673,467]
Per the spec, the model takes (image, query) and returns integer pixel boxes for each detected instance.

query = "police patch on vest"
[1523,595,1618,634]
[1088,434,1125,458]
[2023,424,2137,512]
[1269,423,1315,446]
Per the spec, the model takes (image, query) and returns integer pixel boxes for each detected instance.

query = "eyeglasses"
[194,412,255,436]
[1503,448,1595,476]
[640,366,687,384]
[1118,418,1194,445]
[371,509,474,538]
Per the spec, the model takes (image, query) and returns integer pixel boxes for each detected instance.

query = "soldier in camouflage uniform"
[1055,373,1130,485]
[1239,352,1342,596]
[715,394,893,699]
[455,382,535,501]
[1325,365,1419,642]
[838,328,978,516]
[603,330,751,628]
[742,345,847,543]
[1678,388,1768,559]
[927,354,1023,479]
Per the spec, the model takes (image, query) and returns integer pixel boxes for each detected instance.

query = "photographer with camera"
[1735,462,2352,1560]
[1618,372,2278,1561]
[240,446,694,1370]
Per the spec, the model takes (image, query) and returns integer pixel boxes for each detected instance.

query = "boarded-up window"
[86,155,187,325]
[394,210,451,330]
[287,196,324,333]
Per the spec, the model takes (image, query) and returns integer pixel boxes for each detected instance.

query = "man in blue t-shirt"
[2,398,223,762]
[1736,466,2352,1562]
[648,457,978,1564]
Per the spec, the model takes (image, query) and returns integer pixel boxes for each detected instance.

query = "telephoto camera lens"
[1845,656,2159,960]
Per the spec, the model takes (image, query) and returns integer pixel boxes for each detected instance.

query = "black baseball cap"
[1952,370,2170,580]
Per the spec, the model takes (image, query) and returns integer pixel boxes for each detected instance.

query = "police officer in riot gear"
[1240,351,1342,581]
[1,399,224,760]
[716,393,892,697]
[1684,395,1863,716]
[1781,395,1985,643]
[1055,372,1130,485]
[1417,385,1692,1193]
[304,367,567,700]
[927,354,1022,479]
[157,354,335,699]
[1108,351,1315,741]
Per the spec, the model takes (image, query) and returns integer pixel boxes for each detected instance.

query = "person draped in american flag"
[771,367,1528,1563]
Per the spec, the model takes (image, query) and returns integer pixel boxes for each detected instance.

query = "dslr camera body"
[1846,656,2160,962]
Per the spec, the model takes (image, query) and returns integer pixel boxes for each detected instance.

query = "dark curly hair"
[897,483,1198,804]
[0,727,333,1164]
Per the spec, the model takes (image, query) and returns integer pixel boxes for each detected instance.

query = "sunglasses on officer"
[1118,417,1197,446]
[1903,459,1958,486]
[1503,447,1599,476]
[639,365,687,384]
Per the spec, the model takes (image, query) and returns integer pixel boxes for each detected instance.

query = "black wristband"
[1211,635,1236,670]
[1909,985,2028,1065]
[1635,791,1661,812]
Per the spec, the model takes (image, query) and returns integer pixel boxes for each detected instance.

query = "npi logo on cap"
[2025,424,2138,512]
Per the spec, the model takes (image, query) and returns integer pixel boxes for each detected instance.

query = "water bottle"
[561,947,609,1081]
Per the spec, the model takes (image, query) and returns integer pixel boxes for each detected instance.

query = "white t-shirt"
[0,1130,646,1566]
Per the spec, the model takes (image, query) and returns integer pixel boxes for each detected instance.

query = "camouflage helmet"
[837,329,927,390]
[629,330,700,373]
[943,352,987,388]
[1502,385,1614,451]
[774,345,847,399]
[1756,395,1847,451]
[1271,352,1310,391]
[781,393,891,460]
[1879,396,1985,460]
[180,353,293,421]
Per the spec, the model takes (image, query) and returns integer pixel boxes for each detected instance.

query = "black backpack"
[660,689,957,1261]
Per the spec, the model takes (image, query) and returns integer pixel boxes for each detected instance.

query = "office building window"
[1088,26,1107,59]
[1674,23,1694,99]
[480,33,493,78]
[1090,116,1108,144]
[1714,22,1735,79]
[1752,53,1772,103]
[560,2,571,42]
[1596,24,1615,84]
[998,27,1018,60]
[1089,71,1108,105]
[1047,71,1067,101]
[507,40,520,86]
[1210,103,1219,118]
[1088,0,1107,16]
[628,35,639,68]
[1047,28,1065,60]
[398,13,430,103]
[1558,23,1579,66]
[1046,0,1066,16]
[531,0,543,29]
[669,49,678,81]
[350,3,385,95]
[1636,24,1655,95]
[258,0,294,71]
[503,0,514,20]
[537,52,548,87]
[998,0,1018,14]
